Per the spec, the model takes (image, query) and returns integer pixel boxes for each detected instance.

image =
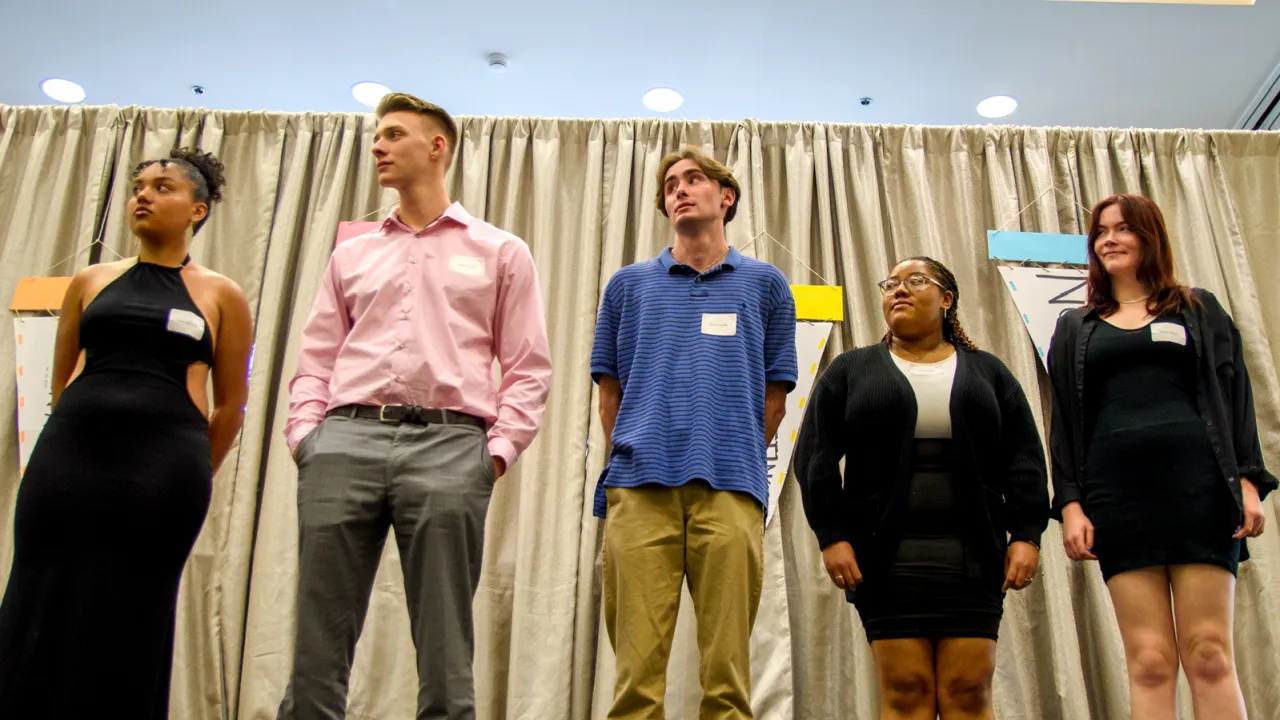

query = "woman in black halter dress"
[0,149,254,719]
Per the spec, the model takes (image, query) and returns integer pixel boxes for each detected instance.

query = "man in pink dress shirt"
[277,93,552,720]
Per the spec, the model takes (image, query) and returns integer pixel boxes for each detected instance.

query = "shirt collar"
[382,201,472,235]
[659,246,742,273]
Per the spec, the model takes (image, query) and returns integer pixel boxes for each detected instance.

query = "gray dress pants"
[278,414,495,720]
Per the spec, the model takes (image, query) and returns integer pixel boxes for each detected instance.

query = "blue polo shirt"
[590,247,798,518]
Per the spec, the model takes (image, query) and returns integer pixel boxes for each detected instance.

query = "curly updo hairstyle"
[132,148,226,235]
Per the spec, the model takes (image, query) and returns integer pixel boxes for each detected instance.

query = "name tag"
[449,255,486,277]
[166,308,206,341]
[701,313,738,337]
[1150,322,1186,346]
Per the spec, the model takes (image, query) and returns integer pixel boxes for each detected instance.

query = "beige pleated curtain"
[1,105,1278,720]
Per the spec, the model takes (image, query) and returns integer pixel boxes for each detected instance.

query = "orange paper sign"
[10,277,73,312]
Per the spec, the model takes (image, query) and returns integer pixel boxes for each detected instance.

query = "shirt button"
[405,284,413,292]
[400,312,410,320]
[396,343,406,351]
[410,257,418,264]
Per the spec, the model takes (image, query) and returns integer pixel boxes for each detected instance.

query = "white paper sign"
[13,317,59,475]
[700,313,738,337]
[166,308,206,341]
[766,320,834,526]
[1151,322,1186,346]
[995,265,1088,368]
[448,255,486,277]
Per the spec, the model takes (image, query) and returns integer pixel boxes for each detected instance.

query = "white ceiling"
[3,0,1278,129]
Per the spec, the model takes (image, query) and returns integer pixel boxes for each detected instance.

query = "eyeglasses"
[877,273,946,294]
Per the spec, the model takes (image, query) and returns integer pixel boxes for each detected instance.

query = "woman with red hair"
[1049,194,1275,720]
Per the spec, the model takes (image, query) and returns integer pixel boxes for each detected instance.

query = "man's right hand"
[822,541,862,590]
[290,423,321,461]
[1062,501,1098,561]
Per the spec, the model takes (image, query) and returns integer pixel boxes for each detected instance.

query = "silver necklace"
[676,246,730,272]
[891,338,947,362]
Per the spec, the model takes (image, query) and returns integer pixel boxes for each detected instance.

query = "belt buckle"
[378,405,401,423]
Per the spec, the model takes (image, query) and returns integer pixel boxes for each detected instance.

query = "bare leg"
[870,638,937,720]
[1169,564,1245,720]
[1107,567,1180,720]
[935,638,996,720]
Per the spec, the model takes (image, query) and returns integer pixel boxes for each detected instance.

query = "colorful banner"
[336,220,379,246]
[766,320,834,526]
[995,265,1088,365]
[13,317,59,475]
[987,230,1089,369]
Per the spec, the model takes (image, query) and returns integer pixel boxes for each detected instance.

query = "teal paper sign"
[987,230,1087,265]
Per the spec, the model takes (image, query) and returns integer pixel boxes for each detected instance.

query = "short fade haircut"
[655,146,742,224]
[375,92,459,162]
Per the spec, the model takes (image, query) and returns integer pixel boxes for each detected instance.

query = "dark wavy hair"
[1086,194,1191,317]
[882,256,978,351]
[132,148,226,235]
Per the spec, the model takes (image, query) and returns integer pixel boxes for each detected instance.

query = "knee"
[881,671,934,714]
[1182,632,1234,686]
[938,673,992,715]
[1129,646,1178,690]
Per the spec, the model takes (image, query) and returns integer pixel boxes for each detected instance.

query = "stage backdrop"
[0,105,1277,720]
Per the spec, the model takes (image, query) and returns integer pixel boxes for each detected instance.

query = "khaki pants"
[603,483,764,720]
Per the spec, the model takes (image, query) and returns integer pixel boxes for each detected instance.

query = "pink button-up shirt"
[285,203,552,469]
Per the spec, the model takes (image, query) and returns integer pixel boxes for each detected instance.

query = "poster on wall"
[13,317,60,476]
[994,265,1088,364]
[987,230,1088,368]
[765,319,834,526]
[336,220,379,247]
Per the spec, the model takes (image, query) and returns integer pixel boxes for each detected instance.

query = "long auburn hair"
[1086,194,1191,317]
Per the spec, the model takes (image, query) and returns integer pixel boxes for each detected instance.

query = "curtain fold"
[0,104,1277,719]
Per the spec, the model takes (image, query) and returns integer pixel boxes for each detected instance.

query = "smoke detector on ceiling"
[488,54,509,73]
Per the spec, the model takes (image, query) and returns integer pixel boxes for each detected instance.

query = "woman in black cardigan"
[795,256,1049,720]
[1050,194,1275,720]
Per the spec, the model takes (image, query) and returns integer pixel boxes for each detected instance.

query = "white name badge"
[1150,322,1186,346]
[701,313,738,337]
[449,255,486,277]
[166,308,206,341]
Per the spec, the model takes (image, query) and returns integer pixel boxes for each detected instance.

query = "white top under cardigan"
[889,351,958,439]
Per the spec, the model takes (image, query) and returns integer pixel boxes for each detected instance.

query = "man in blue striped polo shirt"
[591,146,797,720]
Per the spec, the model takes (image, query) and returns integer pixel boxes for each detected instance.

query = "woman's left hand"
[1003,541,1039,591]
[1234,478,1266,539]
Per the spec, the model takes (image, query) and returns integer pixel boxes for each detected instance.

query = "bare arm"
[208,279,254,474]
[598,374,622,446]
[764,380,787,445]
[50,272,89,407]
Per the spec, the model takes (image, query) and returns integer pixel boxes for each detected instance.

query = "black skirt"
[852,440,1004,642]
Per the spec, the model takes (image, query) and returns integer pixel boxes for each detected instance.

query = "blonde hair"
[375,92,459,164]
[655,146,741,224]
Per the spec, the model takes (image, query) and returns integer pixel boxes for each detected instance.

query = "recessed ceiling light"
[352,81,390,108]
[1045,0,1252,4]
[977,95,1018,119]
[41,78,85,104]
[643,88,683,113]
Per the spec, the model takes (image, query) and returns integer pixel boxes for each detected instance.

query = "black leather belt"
[328,404,485,429]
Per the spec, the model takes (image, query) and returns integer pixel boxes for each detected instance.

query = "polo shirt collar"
[659,246,742,273]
